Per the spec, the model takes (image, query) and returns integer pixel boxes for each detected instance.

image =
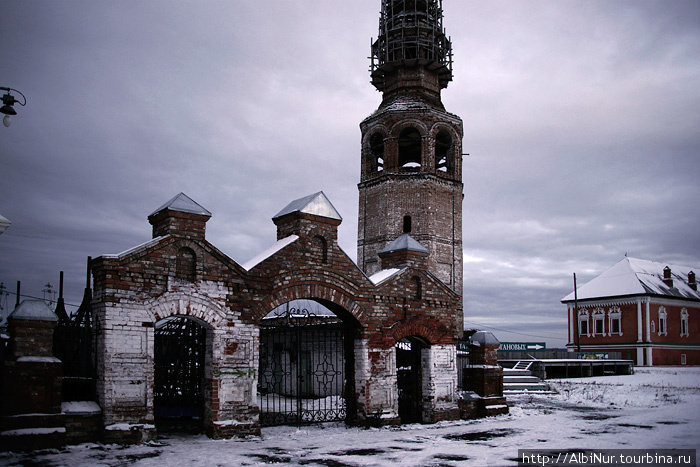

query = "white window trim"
[608,306,622,336]
[593,307,605,336]
[658,306,668,336]
[680,308,689,337]
[578,309,590,337]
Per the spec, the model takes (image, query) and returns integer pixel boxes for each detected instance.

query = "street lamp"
[1,87,27,127]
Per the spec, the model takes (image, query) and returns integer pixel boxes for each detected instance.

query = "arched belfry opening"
[154,315,210,433]
[369,132,385,172]
[398,127,422,169]
[258,299,357,427]
[435,130,452,173]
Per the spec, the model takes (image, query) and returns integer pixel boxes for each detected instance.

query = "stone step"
[503,375,540,383]
[484,404,509,416]
[503,382,552,391]
[502,369,532,376]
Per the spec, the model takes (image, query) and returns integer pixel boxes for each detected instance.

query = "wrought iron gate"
[154,316,206,426]
[53,283,95,401]
[258,304,346,426]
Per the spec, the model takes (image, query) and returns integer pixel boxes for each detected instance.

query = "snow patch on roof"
[102,235,168,259]
[242,235,299,271]
[10,300,57,322]
[369,268,403,285]
[563,257,700,302]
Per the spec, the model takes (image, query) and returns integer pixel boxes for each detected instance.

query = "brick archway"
[254,283,366,328]
[146,291,228,328]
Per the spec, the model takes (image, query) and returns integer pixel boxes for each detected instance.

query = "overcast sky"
[1,1,699,348]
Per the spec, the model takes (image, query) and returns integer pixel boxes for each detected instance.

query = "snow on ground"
[2,367,698,466]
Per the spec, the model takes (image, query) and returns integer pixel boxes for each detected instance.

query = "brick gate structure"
[91,191,462,438]
[89,0,497,440]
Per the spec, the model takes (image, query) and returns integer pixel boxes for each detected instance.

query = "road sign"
[498,342,546,352]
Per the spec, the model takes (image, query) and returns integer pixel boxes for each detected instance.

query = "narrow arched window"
[369,133,384,172]
[435,130,452,172]
[314,235,328,263]
[398,127,422,169]
[412,276,422,300]
[176,247,196,282]
[403,215,412,234]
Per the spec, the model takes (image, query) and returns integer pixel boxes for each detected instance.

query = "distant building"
[562,257,699,365]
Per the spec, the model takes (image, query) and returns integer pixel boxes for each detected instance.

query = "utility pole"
[574,273,580,354]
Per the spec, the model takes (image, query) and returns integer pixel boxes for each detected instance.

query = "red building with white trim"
[562,257,699,366]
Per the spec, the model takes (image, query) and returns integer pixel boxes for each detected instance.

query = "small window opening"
[435,131,452,172]
[398,127,422,169]
[314,235,328,263]
[370,133,384,172]
[412,276,422,300]
[176,247,196,282]
[579,320,588,336]
[611,318,620,334]
[403,215,412,234]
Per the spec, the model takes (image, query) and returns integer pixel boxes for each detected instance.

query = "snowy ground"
[2,367,698,466]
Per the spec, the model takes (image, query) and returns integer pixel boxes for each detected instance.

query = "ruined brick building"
[82,0,504,440]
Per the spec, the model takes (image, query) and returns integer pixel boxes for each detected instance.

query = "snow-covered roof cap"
[273,192,342,221]
[0,213,10,235]
[10,299,57,322]
[379,234,429,255]
[562,257,700,302]
[368,267,403,285]
[149,193,212,217]
[468,331,500,347]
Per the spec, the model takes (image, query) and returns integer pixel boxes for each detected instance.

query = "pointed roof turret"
[378,233,430,270]
[148,193,211,240]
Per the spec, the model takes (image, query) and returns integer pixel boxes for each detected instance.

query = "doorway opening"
[154,316,207,433]
[396,336,427,424]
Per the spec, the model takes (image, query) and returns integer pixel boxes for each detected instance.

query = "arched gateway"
[91,191,463,438]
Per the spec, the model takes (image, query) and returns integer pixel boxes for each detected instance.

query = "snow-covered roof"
[102,235,168,259]
[379,234,429,255]
[10,299,57,322]
[562,257,700,302]
[242,235,299,271]
[368,267,403,285]
[149,192,212,217]
[273,192,342,221]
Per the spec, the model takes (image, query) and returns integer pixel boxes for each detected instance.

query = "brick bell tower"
[358,0,464,299]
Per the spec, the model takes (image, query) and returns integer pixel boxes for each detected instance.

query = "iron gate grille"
[154,316,206,421]
[53,287,95,401]
[258,306,346,426]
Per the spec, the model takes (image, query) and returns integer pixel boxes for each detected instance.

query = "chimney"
[663,266,674,288]
[689,271,697,291]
